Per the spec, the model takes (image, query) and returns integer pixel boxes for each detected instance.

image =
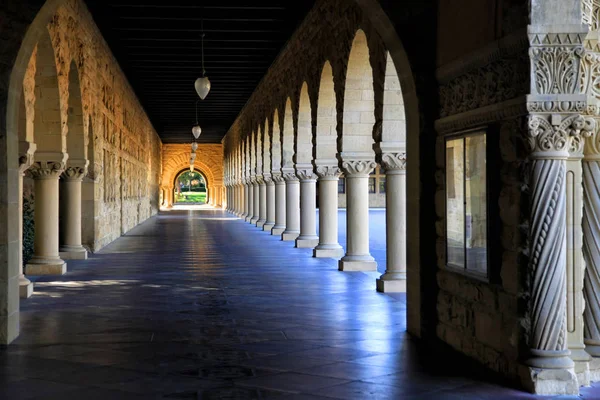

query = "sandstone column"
[59,164,88,260]
[295,169,319,248]
[282,173,300,241]
[26,161,67,275]
[377,152,407,292]
[243,180,250,221]
[264,177,276,231]
[257,177,267,228]
[314,166,344,258]
[251,179,260,225]
[246,179,254,223]
[339,160,377,271]
[272,174,286,236]
[17,145,35,298]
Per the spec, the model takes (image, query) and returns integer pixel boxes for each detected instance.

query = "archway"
[173,168,208,205]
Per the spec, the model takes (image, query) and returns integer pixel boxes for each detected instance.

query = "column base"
[19,277,33,299]
[272,226,285,236]
[256,219,266,228]
[26,260,67,275]
[569,349,591,386]
[60,246,88,260]
[518,365,578,395]
[295,237,319,248]
[376,278,406,293]
[250,217,259,224]
[244,215,252,222]
[588,357,600,382]
[282,231,299,241]
[313,244,344,258]
[263,222,275,232]
[339,258,378,271]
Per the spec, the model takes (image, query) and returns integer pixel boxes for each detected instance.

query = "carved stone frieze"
[380,152,407,171]
[315,165,341,180]
[341,160,377,177]
[530,46,584,95]
[26,161,66,180]
[583,0,600,33]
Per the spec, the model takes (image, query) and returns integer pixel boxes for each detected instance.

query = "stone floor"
[3,207,600,399]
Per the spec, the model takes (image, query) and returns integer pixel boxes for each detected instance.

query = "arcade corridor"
[2,208,600,399]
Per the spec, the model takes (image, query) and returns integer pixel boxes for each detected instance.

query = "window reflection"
[446,138,464,268]
[465,135,487,274]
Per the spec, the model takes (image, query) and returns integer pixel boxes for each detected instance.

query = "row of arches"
[224,29,410,293]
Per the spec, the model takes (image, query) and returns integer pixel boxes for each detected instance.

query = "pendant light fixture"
[195,19,211,100]
[192,99,202,139]
[192,142,198,152]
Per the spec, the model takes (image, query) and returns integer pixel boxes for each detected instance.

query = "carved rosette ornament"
[295,169,317,182]
[380,152,407,172]
[61,166,87,182]
[26,161,66,180]
[341,160,377,177]
[526,114,594,368]
[315,166,341,181]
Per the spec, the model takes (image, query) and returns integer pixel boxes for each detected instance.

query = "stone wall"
[22,0,162,252]
[161,144,224,207]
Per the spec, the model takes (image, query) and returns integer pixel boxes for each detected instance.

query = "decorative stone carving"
[528,114,594,156]
[27,162,66,179]
[341,160,377,176]
[61,166,87,181]
[296,169,317,181]
[272,173,285,183]
[18,153,35,174]
[283,173,299,182]
[380,152,407,171]
[530,47,584,95]
[315,165,341,180]
[582,0,600,32]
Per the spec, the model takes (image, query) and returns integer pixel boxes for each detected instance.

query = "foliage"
[176,192,206,203]
[22,193,35,265]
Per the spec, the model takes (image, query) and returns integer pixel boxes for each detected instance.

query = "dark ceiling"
[84,0,316,143]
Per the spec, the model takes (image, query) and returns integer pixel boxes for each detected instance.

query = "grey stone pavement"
[1,207,599,399]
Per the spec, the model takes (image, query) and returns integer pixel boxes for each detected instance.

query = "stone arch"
[295,82,313,170]
[33,28,64,155]
[271,109,282,174]
[282,98,294,172]
[256,127,263,176]
[380,52,406,144]
[66,60,86,162]
[82,114,96,250]
[173,168,208,193]
[263,118,271,175]
[315,61,337,164]
[339,29,376,158]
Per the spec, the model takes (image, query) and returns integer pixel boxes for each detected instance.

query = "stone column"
[59,165,88,260]
[26,161,67,275]
[243,181,250,221]
[282,173,300,241]
[314,166,344,258]
[339,160,377,271]
[377,152,407,292]
[167,186,174,208]
[264,177,276,231]
[17,146,35,298]
[272,174,286,236]
[524,115,591,379]
[251,179,260,225]
[237,183,243,216]
[296,169,319,248]
[583,117,600,380]
[257,177,267,228]
[246,179,255,223]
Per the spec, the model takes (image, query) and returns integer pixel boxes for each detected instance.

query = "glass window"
[338,178,345,194]
[368,178,376,193]
[370,166,377,176]
[379,177,386,194]
[446,133,487,276]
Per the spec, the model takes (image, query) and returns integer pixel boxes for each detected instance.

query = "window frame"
[368,177,376,194]
[444,128,490,281]
[338,177,346,194]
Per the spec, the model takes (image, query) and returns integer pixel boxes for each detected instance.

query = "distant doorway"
[174,171,207,205]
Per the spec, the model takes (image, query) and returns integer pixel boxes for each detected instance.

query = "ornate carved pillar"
[264,176,276,231]
[377,152,407,292]
[272,173,286,236]
[26,161,67,275]
[339,160,377,271]
[282,172,300,241]
[59,163,88,260]
[18,143,35,298]
[295,169,319,248]
[257,177,267,228]
[314,166,344,258]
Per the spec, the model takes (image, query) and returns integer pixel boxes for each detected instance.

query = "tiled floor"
[3,207,600,399]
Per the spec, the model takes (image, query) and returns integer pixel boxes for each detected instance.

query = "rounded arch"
[172,168,208,205]
[271,109,282,173]
[33,27,64,154]
[162,153,216,191]
[381,52,406,143]
[316,61,337,163]
[256,127,263,176]
[295,82,312,168]
[281,98,294,171]
[66,60,86,161]
[340,29,375,157]
[263,117,271,175]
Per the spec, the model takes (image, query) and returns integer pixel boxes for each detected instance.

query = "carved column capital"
[27,161,66,180]
[61,166,87,182]
[341,160,377,177]
[295,169,317,182]
[263,174,274,185]
[255,176,265,185]
[272,173,285,184]
[528,114,595,159]
[380,152,407,172]
[315,165,341,181]
[283,172,299,182]
[18,153,35,174]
